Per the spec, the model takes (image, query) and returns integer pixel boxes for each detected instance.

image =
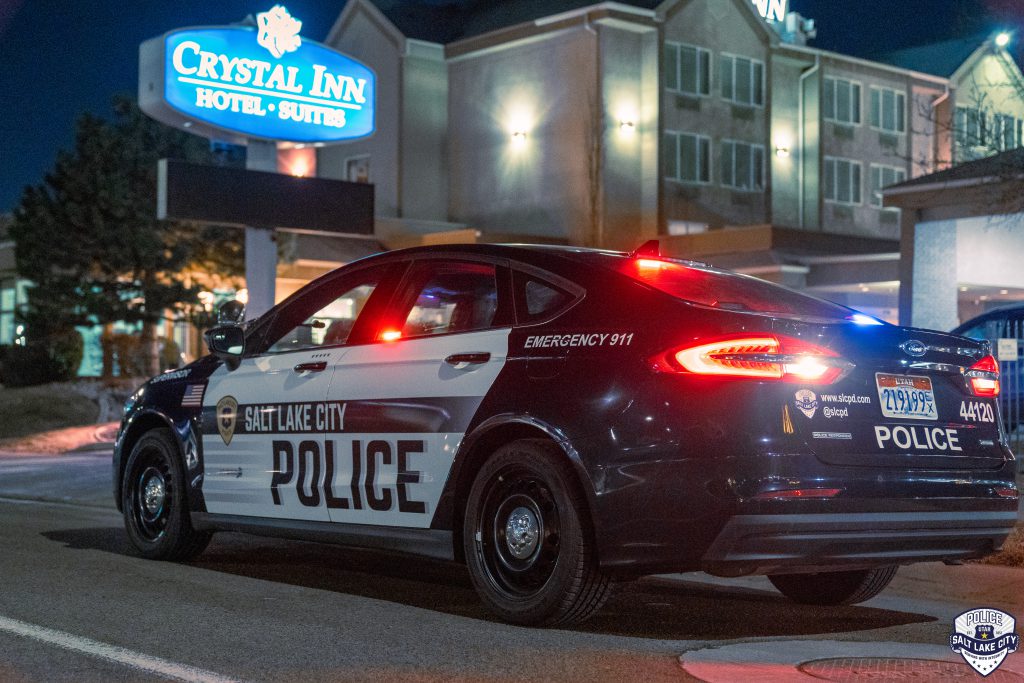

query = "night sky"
[0,0,1021,213]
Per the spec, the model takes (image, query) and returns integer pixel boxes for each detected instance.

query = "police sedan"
[115,242,1019,626]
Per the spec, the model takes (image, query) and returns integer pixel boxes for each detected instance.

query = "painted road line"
[0,615,242,683]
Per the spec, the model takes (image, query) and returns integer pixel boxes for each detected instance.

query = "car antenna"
[630,240,661,259]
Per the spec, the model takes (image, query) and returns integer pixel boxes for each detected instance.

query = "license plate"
[876,374,938,421]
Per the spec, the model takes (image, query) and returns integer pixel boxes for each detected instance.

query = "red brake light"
[967,355,1000,397]
[380,329,402,342]
[652,334,850,384]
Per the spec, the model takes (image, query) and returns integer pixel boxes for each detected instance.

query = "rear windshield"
[619,258,853,320]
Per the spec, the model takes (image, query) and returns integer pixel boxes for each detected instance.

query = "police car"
[115,242,1019,626]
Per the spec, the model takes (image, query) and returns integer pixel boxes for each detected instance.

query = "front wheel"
[463,439,612,626]
[122,429,212,561]
[768,566,898,606]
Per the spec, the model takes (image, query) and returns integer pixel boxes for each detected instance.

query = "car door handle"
[445,352,491,366]
[293,361,328,373]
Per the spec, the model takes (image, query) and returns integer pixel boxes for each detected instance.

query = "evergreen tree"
[9,96,243,378]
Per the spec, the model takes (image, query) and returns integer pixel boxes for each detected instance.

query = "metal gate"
[981,317,1023,472]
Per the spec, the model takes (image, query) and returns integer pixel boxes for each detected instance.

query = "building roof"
[885,148,1024,194]
[873,33,992,78]
[369,0,661,44]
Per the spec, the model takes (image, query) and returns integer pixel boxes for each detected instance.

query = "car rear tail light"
[967,355,1000,397]
[995,487,1019,500]
[753,488,843,500]
[380,329,402,342]
[652,334,852,384]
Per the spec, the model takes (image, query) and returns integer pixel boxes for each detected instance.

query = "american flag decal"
[181,384,206,408]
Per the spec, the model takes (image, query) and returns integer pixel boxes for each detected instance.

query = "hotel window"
[720,54,764,107]
[870,164,906,208]
[665,43,711,96]
[721,140,765,191]
[823,78,861,126]
[824,157,862,205]
[0,278,22,345]
[993,114,1021,151]
[664,131,711,184]
[870,86,906,134]
[955,106,984,148]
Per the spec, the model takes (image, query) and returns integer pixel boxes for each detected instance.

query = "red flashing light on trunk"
[967,355,1000,397]
[651,334,851,384]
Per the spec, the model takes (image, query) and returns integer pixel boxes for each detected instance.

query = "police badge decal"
[949,608,1020,676]
[216,395,239,446]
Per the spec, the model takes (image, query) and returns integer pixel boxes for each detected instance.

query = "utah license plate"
[876,374,938,421]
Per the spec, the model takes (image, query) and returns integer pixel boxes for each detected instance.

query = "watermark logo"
[257,5,302,58]
[794,389,818,419]
[949,608,1019,676]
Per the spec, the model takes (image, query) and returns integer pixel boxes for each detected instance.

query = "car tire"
[768,565,898,606]
[122,428,212,561]
[463,439,613,626]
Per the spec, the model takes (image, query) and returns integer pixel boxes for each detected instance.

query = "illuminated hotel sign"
[139,6,376,144]
[752,0,787,22]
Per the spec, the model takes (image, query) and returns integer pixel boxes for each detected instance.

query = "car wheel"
[463,439,613,626]
[122,428,212,561]
[768,565,898,606]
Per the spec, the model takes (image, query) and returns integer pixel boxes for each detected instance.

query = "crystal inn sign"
[139,5,376,144]
[752,0,788,22]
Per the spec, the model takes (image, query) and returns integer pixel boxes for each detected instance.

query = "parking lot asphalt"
[0,452,1019,682]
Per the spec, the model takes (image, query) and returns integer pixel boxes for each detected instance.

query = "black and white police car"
[116,242,1019,626]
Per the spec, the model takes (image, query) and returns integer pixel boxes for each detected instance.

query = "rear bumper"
[701,510,1018,577]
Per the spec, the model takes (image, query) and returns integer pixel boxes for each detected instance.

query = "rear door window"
[391,260,511,338]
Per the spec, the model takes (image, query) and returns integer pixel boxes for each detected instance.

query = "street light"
[996,32,1012,48]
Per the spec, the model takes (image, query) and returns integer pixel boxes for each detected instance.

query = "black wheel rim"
[128,447,173,542]
[475,464,561,599]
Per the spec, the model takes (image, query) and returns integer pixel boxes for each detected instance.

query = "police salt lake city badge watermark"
[949,608,1020,676]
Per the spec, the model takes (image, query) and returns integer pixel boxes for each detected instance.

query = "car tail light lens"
[652,334,851,384]
[967,355,1000,397]
[753,488,843,500]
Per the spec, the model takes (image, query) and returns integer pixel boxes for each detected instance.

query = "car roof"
[954,302,1024,331]
[354,242,715,273]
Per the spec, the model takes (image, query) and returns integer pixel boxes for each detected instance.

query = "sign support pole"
[244,140,279,320]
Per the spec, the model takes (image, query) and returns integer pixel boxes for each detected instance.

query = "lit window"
[955,106,984,153]
[721,140,765,191]
[720,54,764,107]
[824,157,863,205]
[824,77,862,126]
[870,86,906,134]
[870,164,907,208]
[0,278,24,345]
[993,113,1021,151]
[664,131,711,184]
[665,43,711,97]
[345,155,370,183]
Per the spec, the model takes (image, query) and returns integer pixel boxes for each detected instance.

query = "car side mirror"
[205,325,245,370]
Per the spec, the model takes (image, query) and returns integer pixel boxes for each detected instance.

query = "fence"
[981,317,1023,473]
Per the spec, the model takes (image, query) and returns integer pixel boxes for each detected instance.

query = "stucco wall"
[447,28,597,242]
[319,4,403,218]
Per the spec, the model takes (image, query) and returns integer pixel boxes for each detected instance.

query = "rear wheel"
[768,565,898,606]
[463,439,613,626]
[122,429,211,561]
